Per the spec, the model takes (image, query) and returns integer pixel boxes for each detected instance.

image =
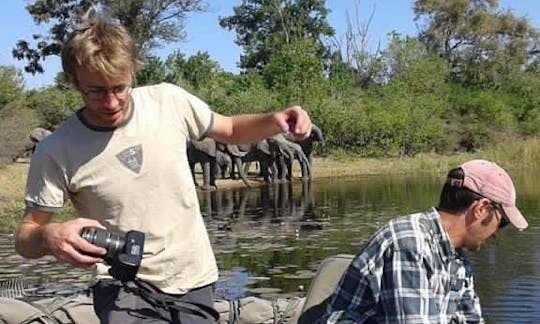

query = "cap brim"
[503,205,528,230]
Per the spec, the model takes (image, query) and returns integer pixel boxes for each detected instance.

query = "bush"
[0,65,24,109]
[0,100,39,166]
[26,86,81,130]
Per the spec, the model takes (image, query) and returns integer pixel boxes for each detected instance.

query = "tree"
[379,33,450,94]
[26,86,82,130]
[13,0,206,74]
[135,56,168,86]
[165,51,222,89]
[414,0,540,86]
[329,0,383,88]
[0,65,25,109]
[262,38,325,105]
[219,0,334,71]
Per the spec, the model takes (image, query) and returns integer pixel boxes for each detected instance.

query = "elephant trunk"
[234,157,252,188]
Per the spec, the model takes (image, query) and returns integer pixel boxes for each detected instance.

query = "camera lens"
[80,227,125,261]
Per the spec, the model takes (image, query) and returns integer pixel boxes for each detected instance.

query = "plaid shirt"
[318,208,484,324]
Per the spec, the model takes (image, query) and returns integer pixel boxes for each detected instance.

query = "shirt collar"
[427,207,458,261]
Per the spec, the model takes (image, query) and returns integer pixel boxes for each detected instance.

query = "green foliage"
[0,101,39,166]
[0,66,25,109]
[220,0,334,71]
[166,51,222,89]
[380,35,450,94]
[262,38,325,106]
[445,85,517,151]
[496,69,540,136]
[135,56,168,86]
[195,71,281,116]
[135,51,222,90]
[414,0,540,87]
[5,1,540,161]
[26,86,82,130]
[13,0,205,74]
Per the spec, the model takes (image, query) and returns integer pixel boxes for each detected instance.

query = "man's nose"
[102,92,120,108]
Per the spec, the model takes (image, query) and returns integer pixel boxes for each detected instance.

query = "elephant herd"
[188,124,324,190]
[19,126,324,191]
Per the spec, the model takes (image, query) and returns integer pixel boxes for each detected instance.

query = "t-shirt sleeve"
[24,145,66,213]
[169,84,214,141]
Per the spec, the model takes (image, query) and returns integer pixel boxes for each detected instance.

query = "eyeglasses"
[491,202,510,229]
[81,84,131,101]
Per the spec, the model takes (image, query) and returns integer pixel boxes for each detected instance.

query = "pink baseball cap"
[448,159,528,230]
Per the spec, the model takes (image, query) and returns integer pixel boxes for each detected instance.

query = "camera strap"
[122,280,220,322]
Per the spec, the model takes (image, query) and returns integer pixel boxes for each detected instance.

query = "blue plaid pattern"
[318,208,484,323]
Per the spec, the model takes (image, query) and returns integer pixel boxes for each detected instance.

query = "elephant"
[235,135,311,183]
[215,146,233,179]
[284,123,324,168]
[267,134,311,182]
[15,127,52,161]
[29,127,52,144]
[216,142,252,188]
[187,138,251,190]
[235,140,278,183]
[187,137,218,191]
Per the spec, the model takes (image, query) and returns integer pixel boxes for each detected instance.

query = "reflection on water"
[1,172,539,323]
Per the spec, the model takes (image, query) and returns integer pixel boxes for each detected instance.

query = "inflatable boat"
[0,254,354,324]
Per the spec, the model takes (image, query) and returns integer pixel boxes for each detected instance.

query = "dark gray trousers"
[92,279,216,324]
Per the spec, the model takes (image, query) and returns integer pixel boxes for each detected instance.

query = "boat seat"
[297,254,354,324]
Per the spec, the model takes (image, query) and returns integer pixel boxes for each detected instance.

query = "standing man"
[316,159,527,323]
[15,12,311,324]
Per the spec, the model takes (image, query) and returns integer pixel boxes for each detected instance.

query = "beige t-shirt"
[25,83,218,294]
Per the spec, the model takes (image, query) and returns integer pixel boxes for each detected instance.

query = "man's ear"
[473,199,492,220]
[465,199,489,225]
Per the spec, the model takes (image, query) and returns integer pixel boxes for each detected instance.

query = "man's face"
[75,67,132,128]
[464,199,506,251]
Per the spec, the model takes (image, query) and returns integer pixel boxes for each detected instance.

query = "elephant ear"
[311,124,324,142]
[191,137,217,157]
[256,139,271,155]
[29,127,52,143]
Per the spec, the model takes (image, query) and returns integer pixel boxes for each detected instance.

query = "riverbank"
[0,152,489,207]
[2,137,539,232]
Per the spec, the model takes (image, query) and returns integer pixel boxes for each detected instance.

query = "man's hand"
[41,218,107,268]
[274,105,312,141]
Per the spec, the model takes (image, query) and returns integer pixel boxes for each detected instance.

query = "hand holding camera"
[80,227,145,282]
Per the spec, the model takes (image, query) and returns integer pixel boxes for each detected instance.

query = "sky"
[1,0,540,89]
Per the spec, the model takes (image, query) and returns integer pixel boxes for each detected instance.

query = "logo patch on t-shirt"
[116,144,143,174]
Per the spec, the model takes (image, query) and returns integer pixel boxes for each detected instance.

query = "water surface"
[1,171,538,323]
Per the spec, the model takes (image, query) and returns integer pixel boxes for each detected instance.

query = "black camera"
[80,227,145,282]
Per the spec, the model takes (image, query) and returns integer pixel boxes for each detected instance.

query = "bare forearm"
[15,222,54,258]
[16,211,106,267]
[212,113,283,144]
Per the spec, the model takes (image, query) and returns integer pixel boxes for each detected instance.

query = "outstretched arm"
[209,105,312,144]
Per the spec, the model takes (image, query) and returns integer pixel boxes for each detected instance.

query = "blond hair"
[61,13,140,85]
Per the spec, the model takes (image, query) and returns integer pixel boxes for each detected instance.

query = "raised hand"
[274,105,312,141]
